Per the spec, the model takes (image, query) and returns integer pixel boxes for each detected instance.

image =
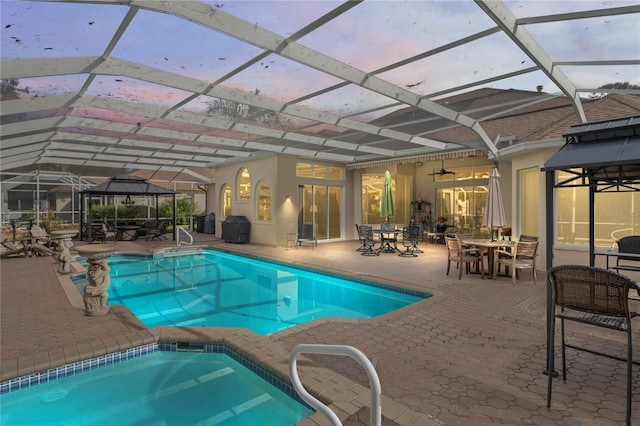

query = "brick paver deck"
[1,234,638,425]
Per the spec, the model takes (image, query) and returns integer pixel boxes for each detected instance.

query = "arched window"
[221,184,232,218]
[237,168,250,201]
[256,180,271,221]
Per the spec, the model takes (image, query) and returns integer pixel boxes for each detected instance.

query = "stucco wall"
[213,155,349,247]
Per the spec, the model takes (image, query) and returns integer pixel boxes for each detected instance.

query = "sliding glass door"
[298,184,341,241]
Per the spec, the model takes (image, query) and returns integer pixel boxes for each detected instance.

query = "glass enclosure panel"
[237,168,250,201]
[256,180,271,221]
[520,168,539,238]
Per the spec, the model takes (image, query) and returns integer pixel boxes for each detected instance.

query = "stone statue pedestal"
[52,230,77,274]
[76,244,117,316]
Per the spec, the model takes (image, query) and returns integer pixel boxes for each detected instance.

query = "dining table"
[461,238,515,275]
[373,229,401,253]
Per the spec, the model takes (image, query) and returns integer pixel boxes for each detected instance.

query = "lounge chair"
[146,220,169,241]
[30,242,56,256]
[1,234,30,258]
[30,225,58,250]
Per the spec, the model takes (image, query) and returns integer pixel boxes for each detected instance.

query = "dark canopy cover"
[81,175,175,195]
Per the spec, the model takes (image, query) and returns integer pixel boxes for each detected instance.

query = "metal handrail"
[176,226,193,247]
[289,344,381,426]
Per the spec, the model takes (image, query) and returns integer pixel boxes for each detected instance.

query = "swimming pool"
[0,343,312,425]
[88,249,427,335]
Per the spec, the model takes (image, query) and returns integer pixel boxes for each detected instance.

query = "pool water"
[100,250,427,335]
[0,351,312,425]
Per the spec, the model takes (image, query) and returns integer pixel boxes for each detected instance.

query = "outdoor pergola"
[543,115,640,268]
[1,1,639,178]
[80,175,177,241]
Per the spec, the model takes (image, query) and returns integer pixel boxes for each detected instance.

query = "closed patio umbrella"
[380,170,395,221]
[482,167,506,240]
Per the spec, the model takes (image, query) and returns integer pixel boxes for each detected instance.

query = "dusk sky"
[2,0,639,119]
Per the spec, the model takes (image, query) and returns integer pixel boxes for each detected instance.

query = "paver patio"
[1,233,638,425]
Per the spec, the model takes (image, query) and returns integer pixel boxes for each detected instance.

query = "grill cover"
[203,212,216,234]
[221,215,250,243]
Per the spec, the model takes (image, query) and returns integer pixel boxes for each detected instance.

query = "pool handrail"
[289,344,381,426]
[176,226,193,247]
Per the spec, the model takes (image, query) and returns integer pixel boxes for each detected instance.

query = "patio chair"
[358,225,380,256]
[146,220,169,241]
[546,265,640,426]
[1,234,29,258]
[493,240,538,285]
[497,234,538,274]
[136,219,158,238]
[296,223,317,248]
[355,224,367,252]
[501,227,512,240]
[91,223,116,243]
[30,225,58,250]
[612,235,640,273]
[398,225,421,257]
[445,236,484,279]
[380,221,398,249]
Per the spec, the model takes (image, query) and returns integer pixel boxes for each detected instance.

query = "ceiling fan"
[428,160,455,176]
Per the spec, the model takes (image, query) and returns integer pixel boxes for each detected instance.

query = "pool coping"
[1,245,441,426]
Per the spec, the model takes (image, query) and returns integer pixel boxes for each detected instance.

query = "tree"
[207,89,290,129]
[588,82,640,99]
[159,198,201,225]
[1,79,29,101]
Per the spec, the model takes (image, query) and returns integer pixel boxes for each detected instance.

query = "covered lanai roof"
[1,1,639,182]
